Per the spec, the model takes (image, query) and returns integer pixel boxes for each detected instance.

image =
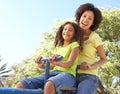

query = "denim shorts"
[76,73,98,94]
[20,70,75,91]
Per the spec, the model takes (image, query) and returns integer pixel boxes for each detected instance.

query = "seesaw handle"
[40,55,63,62]
[40,56,63,83]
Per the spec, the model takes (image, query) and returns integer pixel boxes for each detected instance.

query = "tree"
[0,56,12,87]
[11,8,120,94]
[96,8,120,42]
[99,41,120,85]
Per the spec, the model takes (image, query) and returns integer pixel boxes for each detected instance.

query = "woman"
[75,3,107,94]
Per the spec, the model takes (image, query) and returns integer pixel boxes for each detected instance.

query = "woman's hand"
[80,62,93,70]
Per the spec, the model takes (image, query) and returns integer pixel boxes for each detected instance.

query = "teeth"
[64,34,69,37]
[65,35,68,37]
[82,22,87,25]
[82,23,87,26]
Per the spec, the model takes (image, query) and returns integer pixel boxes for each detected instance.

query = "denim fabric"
[76,73,98,94]
[48,71,75,94]
[21,74,45,89]
[21,70,75,93]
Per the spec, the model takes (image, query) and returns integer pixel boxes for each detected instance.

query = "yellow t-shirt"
[78,32,103,76]
[53,42,80,77]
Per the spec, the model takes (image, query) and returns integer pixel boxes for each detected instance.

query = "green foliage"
[36,32,55,57]
[97,8,120,42]
[0,57,13,87]
[9,8,120,93]
[98,41,120,93]
[96,9,120,93]
[11,57,44,87]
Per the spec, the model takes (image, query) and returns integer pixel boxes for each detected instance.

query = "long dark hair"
[54,21,83,50]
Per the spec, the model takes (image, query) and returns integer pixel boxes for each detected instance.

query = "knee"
[45,81,55,88]
[15,82,25,88]
[44,81,56,94]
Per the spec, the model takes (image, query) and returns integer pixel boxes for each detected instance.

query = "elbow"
[64,62,73,68]
[67,61,74,68]
[68,64,73,68]
[61,61,74,68]
[105,58,107,63]
[64,64,72,68]
[102,57,107,64]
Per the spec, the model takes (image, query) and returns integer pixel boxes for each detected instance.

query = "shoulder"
[90,32,101,39]
[89,32,102,42]
[90,32,103,47]
[69,41,80,49]
[70,41,79,46]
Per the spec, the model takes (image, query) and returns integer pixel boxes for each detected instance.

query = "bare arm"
[50,47,80,68]
[35,56,55,69]
[80,45,107,70]
[90,45,107,69]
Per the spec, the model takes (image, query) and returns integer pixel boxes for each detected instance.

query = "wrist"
[77,65,80,69]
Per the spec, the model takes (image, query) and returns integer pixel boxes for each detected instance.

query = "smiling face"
[62,24,75,42]
[79,10,94,31]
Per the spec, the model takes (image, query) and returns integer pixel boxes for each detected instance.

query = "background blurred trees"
[3,8,119,93]
[0,56,13,87]
[97,8,120,42]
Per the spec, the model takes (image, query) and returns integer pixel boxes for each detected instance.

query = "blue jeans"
[21,70,75,93]
[76,73,98,94]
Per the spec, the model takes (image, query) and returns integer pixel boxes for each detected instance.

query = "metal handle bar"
[39,55,63,83]
[40,55,63,62]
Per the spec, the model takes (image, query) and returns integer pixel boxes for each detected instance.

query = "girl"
[16,21,83,94]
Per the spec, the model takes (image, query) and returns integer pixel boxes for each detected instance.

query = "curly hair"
[54,21,83,50]
[75,3,102,31]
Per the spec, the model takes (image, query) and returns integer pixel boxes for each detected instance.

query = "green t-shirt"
[53,41,80,77]
[78,32,103,76]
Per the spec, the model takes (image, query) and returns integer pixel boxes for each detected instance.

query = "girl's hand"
[50,60,61,66]
[35,56,45,68]
[37,62,45,68]
[49,54,61,66]
[51,54,60,61]
[35,56,42,63]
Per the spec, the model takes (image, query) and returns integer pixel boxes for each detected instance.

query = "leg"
[15,74,45,89]
[76,74,98,94]
[44,81,55,94]
[48,72,75,94]
[16,81,25,88]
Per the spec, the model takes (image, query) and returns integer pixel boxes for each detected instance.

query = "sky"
[0,0,120,67]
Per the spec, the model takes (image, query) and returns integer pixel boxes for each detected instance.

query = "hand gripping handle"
[40,55,63,62]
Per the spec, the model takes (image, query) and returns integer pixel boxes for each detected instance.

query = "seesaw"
[0,56,71,94]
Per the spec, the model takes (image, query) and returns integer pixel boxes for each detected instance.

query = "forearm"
[79,58,107,70]
[56,61,73,68]
[91,58,107,69]
[50,64,55,69]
